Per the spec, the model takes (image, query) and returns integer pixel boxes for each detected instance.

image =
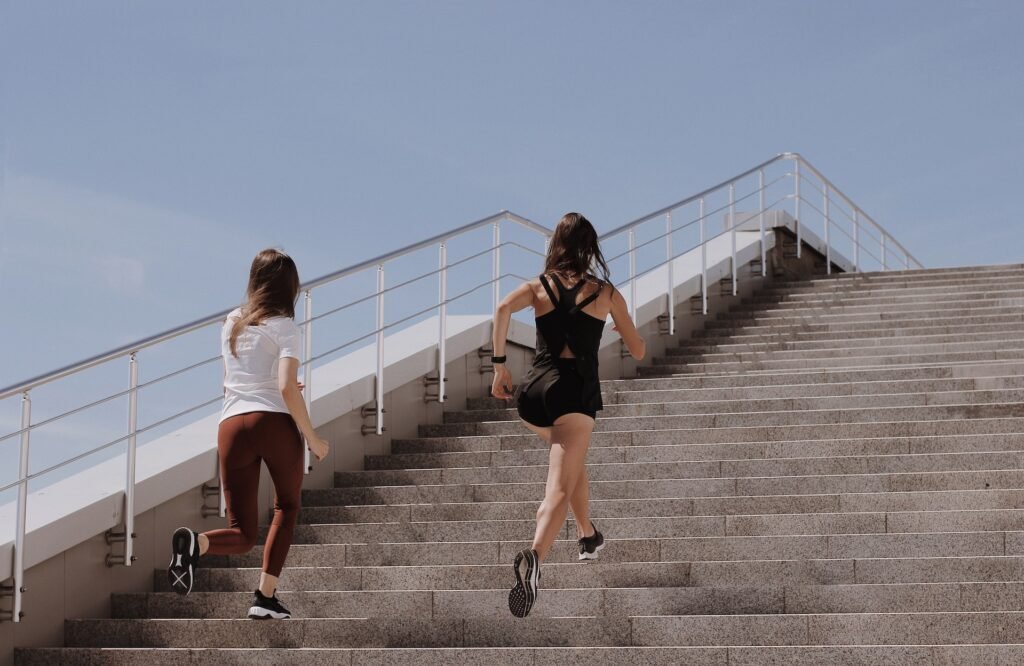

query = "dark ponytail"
[543,212,610,283]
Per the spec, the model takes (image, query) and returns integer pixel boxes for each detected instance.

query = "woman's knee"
[538,490,570,516]
[239,527,260,551]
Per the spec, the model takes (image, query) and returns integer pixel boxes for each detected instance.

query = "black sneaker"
[508,548,540,618]
[578,524,605,561]
[167,527,200,595]
[248,589,292,619]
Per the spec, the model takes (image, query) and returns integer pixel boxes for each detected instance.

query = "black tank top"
[528,273,607,412]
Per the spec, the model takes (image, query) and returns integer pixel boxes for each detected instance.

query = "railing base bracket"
[201,482,222,518]
[104,529,136,568]
[361,404,386,436]
[423,375,448,403]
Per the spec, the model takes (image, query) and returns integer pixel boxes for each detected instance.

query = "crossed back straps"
[538,273,603,316]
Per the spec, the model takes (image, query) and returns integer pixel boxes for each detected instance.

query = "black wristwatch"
[490,355,507,364]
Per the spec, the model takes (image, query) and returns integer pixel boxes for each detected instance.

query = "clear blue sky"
[2,0,1023,386]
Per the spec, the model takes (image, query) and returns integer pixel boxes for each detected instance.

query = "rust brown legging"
[202,411,303,577]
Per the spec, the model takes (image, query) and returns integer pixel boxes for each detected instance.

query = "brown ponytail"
[229,249,300,357]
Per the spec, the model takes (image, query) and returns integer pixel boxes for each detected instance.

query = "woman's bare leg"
[530,413,594,562]
[569,466,594,539]
[522,421,552,444]
[524,420,593,539]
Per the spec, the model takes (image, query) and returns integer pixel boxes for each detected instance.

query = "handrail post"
[729,183,737,295]
[491,223,501,313]
[665,212,674,335]
[375,265,385,435]
[794,159,802,258]
[854,210,860,272]
[824,185,831,275]
[881,234,887,271]
[11,392,31,622]
[700,198,708,315]
[302,290,313,473]
[758,169,766,277]
[438,243,447,403]
[123,353,138,566]
[628,229,637,321]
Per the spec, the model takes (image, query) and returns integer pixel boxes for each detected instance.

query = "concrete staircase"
[18,264,1024,665]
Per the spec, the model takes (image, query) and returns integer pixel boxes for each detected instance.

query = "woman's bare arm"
[491,281,536,357]
[278,357,329,460]
[609,286,646,360]
[491,281,535,399]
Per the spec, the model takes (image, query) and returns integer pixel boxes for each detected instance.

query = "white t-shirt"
[220,307,302,422]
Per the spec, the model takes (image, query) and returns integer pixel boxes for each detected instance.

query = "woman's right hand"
[491,364,514,400]
[307,435,330,462]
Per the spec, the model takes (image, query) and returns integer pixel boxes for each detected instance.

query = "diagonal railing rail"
[0,153,921,622]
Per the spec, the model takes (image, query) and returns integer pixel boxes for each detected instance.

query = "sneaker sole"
[508,550,539,618]
[167,527,195,596]
[248,606,291,620]
[578,542,605,561]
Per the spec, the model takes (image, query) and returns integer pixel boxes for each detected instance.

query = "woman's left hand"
[491,364,514,400]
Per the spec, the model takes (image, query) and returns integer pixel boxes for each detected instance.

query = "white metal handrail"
[0,153,921,623]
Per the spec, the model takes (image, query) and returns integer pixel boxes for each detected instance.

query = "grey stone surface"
[33,265,1024,663]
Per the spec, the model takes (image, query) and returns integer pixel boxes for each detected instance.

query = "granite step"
[442,388,1024,424]
[700,311,1024,332]
[154,554,1024,594]
[56,611,1024,648]
[750,280,1024,301]
[676,321,1024,347]
[666,339,1024,363]
[21,645,1024,666]
[312,468,1024,506]
[721,298,1024,320]
[646,349,1024,374]
[200,530,1023,568]
[669,330,1024,355]
[110,580,1024,620]
[612,363,1024,391]
[418,403,1024,437]
[381,434,1024,466]
[299,489,1024,525]
[338,451,1024,488]
[277,509,1024,544]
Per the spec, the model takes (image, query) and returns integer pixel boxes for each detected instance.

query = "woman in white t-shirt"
[166,248,330,620]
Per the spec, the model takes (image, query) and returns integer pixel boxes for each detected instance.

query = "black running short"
[515,358,598,427]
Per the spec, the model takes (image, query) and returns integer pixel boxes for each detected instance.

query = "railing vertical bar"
[12,392,31,622]
[375,265,385,435]
[700,198,707,315]
[491,223,501,314]
[729,183,737,295]
[794,159,802,258]
[665,212,674,335]
[302,290,313,473]
[824,185,831,275]
[438,243,447,403]
[853,210,860,272]
[123,353,138,565]
[758,169,766,277]
[881,234,887,271]
[628,229,637,321]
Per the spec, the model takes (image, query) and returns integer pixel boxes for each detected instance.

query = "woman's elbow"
[632,340,647,361]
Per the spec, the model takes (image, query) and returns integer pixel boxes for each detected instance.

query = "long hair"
[543,212,611,283]
[229,248,300,357]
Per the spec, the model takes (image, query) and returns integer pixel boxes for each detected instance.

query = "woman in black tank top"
[490,212,646,618]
